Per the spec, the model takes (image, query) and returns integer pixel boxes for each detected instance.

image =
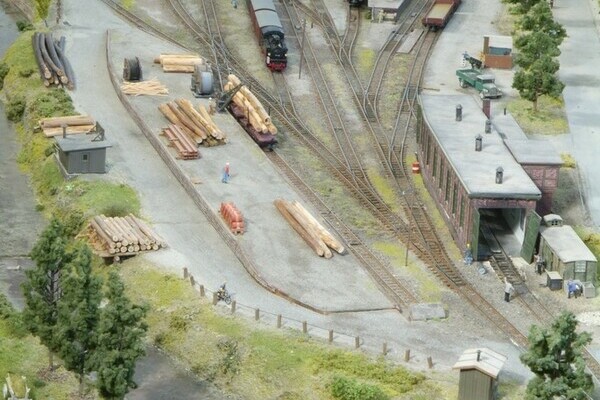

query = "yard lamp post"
[299,18,306,79]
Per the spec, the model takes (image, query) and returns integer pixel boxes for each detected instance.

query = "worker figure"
[535,254,545,275]
[463,244,473,266]
[221,162,230,183]
[378,10,384,23]
[504,278,514,302]
[549,0,554,8]
[232,0,238,8]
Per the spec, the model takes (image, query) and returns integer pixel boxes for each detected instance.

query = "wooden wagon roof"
[453,348,507,379]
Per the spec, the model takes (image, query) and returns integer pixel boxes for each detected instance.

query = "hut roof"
[55,135,112,152]
[452,348,507,379]
[540,225,597,263]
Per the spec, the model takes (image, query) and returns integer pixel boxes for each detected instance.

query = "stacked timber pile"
[274,199,345,258]
[154,53,205,73]
[224,74,277,135]
[158,98,226,146]
[32,32,75,89]
[38,115,96,137]
[120,77,169,96]
[161,124,200,159]
[85,214,167,256]
[220,202,245,234]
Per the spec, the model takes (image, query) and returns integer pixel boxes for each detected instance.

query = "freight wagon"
[247,0,288,71]
[422,0,461,30]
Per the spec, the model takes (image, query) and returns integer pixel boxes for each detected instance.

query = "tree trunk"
[49,349,54,369]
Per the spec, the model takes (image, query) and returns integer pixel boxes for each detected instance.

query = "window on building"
[459,198,465,227]
[452,186,458,214]
[445,170,451,202]
[432,149,437,178]
[82,154,89,161]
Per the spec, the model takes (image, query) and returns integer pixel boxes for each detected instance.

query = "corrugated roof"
[540,225,597,263]
[419,94,541,199]
[55,136,112,152]
[452,348,507,378]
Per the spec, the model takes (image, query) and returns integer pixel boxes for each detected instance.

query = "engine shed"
[416,94,561,261]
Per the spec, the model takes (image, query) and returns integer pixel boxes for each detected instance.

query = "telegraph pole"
[298,18,306,79]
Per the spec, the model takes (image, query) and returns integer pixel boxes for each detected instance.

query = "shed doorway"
[475,208,527,260]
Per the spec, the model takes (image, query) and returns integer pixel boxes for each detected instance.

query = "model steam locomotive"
[247,0,288,71]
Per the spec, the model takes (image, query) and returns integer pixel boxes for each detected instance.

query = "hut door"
[470,208,480,261]
[520,210,541,262]
[81,152,90,173]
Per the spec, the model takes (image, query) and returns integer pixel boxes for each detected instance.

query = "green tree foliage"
[514,31,561,69]
[22,217,71,369]
[34,0,52,20]
[517,2,566,46]
[95,272,148,400]
[520,312,593,399]
[504,0,543,14]
[55,245,102,395]
[513,55,564,111]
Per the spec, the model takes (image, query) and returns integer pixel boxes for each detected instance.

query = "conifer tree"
[22,217,71,369]
[95,272,148,400]
[55,244,103,395]
[520,312,593,399]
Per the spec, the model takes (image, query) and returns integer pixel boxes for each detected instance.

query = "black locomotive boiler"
[248,0,288,71]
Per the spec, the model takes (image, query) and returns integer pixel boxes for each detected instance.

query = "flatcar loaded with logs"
[247,0,288,71]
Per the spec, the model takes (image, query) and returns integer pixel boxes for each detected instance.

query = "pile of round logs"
[220,202,245,234]
[158,98,226,146]
[86,214,167,256]
[224,74,277,135]
[32,32,75,89]
[38,114,96,137]
[154,53,205,73]
[274,199,345,258]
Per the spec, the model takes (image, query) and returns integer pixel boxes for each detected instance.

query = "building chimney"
[475,134,482,151]
[482,98,491,119]
[496,166,504,184]
[455,104,462,121]
[476,349,482,362]
[485,119,491,133]
[62,123,67,138]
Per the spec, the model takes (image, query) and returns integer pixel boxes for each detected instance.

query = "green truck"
[455,68,502,99]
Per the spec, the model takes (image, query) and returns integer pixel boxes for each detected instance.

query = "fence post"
[355,336,360,349]
[404,349,410,362]
[277,314,282,328]
[231,300,236,314]
[183,267,189,279]
[199,285,205,297]
[302,321,307,334]
[382,342,387,355]
[212,292,218,305]
[189,275,195,287]
[328,329,333,344]
[427,356,433,369]
[255,308,260,321]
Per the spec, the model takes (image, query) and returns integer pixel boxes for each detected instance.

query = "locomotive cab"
[265,32,287,71]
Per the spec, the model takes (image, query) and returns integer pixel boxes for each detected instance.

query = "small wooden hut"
[453,348,506,400]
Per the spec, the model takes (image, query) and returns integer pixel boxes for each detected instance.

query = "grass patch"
[561,153,576,168]
[506,95,569,135]
[119,259,441,399]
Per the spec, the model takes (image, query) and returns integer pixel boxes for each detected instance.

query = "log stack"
[85,214,167,256]
[161,124,200,159]
[154,53,205,73]
[220,202,245,234]
[274,199,345,258]
[158,98,226,146]
[32,32,75,89]
[38,114,96,137]
[224,74,277,135]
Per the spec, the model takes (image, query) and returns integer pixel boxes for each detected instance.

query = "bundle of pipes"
[225,74,277,135]
[38,114,96,137]
[158,98,226,146]
[161,124,200,160]
[85,214,167,255]
[274,199,345,258]
[121,77,169,96]
[32,32,75,89]
[154,53,205,73]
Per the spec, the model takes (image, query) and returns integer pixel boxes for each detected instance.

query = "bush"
[561,153,576,169]
[16,21,33,31]
[18,68,35,78]
[26,89,75,122]
[331,376,388,400]
[6,96,26,121]
[0,62,9,90]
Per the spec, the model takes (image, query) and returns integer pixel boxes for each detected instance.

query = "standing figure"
[222,162,230,183]
[504,277,514,302]
[232,0,238,8]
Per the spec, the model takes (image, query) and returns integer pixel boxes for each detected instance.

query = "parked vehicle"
[455,68,503,99]
[248,0,288,71]
[422,0,461,30]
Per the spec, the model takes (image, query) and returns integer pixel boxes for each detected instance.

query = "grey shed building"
[539,214,597,289]
[453,348,506,400]
[55,135,111,176]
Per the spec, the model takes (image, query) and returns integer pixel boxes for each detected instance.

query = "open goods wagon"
[248,0,288,71]
[422,0,461,30]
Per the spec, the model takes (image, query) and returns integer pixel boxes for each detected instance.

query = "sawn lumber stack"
[161,124,200,159]
[154,53,205,73]
[224,74,277,135]
[85,214,167,256]
[274,199,345,258]
[38,114,96,137]
[120,77,169,96]
[158,98,226,147]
